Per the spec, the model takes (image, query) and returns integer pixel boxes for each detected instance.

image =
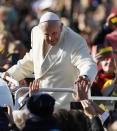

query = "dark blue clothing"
[23,115,60,131]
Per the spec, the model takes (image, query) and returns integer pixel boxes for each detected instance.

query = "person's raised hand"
[106,13,117,29]
[81,100,97,119]
[72,75,90,101]
[1,72,17,88]
[94,52,104,63]
[1,72,10,82]
[29,79,40,97]
[75,75,90,86]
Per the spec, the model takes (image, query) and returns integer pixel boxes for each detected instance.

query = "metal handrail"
[14,87,75,110]
[89,96,117,101]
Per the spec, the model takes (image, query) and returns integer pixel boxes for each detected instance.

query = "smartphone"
[70,102,83,110]
[0,107,8,112]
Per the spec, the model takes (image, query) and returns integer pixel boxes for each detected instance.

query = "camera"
[70,102,83,110]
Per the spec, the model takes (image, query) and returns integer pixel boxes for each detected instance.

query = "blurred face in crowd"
[101,58,115,74]
[0,33,9,49]
[40,20,63,46]
[0,9,8,23]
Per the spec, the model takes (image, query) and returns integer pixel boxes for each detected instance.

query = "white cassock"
[7,25,97,109]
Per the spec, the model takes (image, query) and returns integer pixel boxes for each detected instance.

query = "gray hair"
[13,109,30,130]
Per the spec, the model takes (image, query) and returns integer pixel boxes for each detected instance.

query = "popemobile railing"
[0,72,117,110]
[14,87,75,110]
[0,72,76,110]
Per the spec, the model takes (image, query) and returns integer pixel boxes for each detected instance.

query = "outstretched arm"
[71,37,97,84]
[6,49,34,81]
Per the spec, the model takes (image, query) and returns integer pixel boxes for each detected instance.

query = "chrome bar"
[14,87,75,110]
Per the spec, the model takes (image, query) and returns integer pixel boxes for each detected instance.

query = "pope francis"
[2,12,97,109]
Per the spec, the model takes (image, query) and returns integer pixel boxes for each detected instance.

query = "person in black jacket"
[23,93,60,131]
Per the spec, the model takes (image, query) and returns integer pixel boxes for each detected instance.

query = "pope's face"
[40,21,63,46]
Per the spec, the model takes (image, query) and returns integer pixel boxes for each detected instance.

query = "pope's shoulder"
[63,26,87,45]
[31,25,42,34]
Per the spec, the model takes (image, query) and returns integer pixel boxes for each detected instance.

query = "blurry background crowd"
[1,0,117,131]
[0,0,116,70]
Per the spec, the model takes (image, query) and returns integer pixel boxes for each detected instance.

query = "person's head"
[69,110,91,131]
[39,12,63,46]
[27,93,55,117]
[101,58,115,74]
[8,40,26,59]
[0,30,13,50]
[99,47,115,74]
[54,109,91,131]
[54,109,74,131]
[13,109,30,130]
[0,6,8,23]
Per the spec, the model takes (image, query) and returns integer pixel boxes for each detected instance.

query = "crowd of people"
[0,79,117,131]
[0,0,117,130]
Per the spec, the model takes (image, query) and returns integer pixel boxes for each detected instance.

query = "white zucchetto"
[39,12,60,24]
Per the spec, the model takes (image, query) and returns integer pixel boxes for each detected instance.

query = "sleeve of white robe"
[71,37,97,84]
[7,49,34,81]
[7,31,34,81]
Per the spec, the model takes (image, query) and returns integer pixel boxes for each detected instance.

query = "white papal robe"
[7,26,97,109]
